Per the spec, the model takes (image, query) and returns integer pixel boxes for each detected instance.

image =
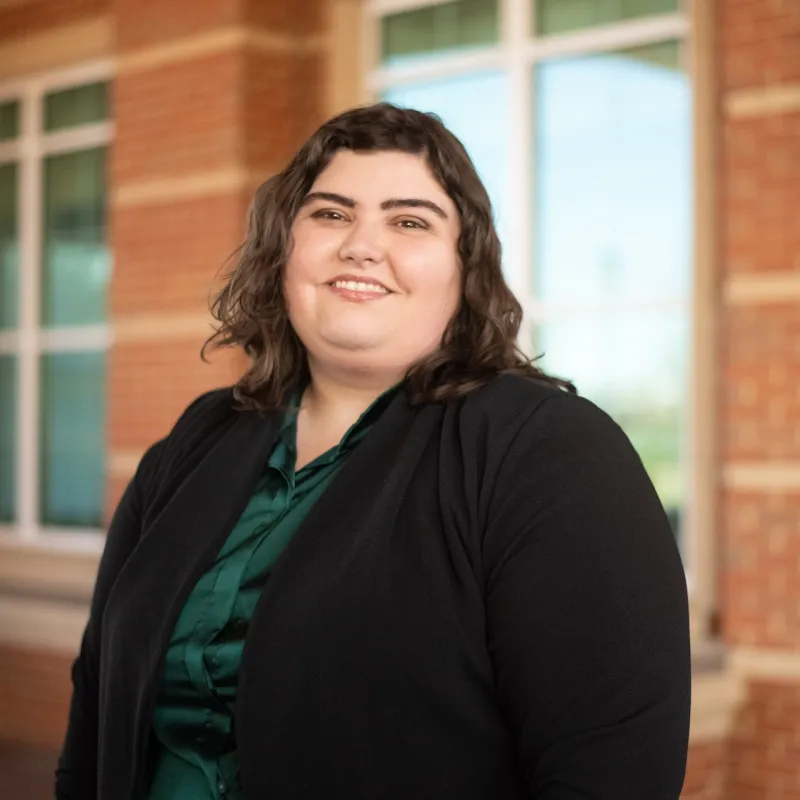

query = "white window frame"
[0,59,114,555]
[365,0,712,633]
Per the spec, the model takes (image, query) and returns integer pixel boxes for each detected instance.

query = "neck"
[301,358,402,421]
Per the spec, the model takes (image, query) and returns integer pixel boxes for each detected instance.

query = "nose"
[338,218,385,266]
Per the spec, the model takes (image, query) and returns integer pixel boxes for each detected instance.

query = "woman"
[56,103,690,799]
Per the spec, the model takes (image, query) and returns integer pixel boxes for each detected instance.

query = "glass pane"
[381,0,498,67]
[0,162,18,329]
[44,82,109,132]
[383,70,513,265]
[534,310,689,544]
[40,351,105,528]
[536,0,679,35]
[42,147,110,326]
[534,42,691,305]
[0,100,20,141]
[0,355,15,523]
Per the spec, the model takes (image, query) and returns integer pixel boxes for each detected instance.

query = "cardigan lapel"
[98,405,281,800]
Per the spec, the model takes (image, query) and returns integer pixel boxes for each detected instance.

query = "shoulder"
[459,374,629,459]
[132,387,238,496]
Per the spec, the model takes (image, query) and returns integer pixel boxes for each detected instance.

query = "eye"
[394,218,429,231]
[311,208,347,221]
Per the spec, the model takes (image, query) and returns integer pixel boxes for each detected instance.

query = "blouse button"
[218,778,227,796]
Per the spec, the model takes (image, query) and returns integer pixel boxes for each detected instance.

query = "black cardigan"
[56,375,690,800]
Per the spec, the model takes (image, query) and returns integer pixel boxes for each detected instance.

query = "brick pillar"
[108,0,326,514]
[717,0,800,796]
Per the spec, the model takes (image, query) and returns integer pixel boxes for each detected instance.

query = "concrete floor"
[0,741,57,800]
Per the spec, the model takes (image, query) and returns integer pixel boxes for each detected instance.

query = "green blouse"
[147,390,394,800]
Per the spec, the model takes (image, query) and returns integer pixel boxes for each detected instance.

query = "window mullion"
[17,84,43,541]
[502,0,534,355]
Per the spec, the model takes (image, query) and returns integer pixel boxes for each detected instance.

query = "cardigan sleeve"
[55,440,164,800]
[482,393,690,799]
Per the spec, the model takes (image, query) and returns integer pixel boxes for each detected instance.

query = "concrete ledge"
[0,15,113,80]
[726,83,800,119]
[0,595,88,654]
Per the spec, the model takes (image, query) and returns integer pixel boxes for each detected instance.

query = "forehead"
[311,150,452,204]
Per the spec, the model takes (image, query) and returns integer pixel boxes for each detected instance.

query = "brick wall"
[0,646,73,749]
[712,0,800,797]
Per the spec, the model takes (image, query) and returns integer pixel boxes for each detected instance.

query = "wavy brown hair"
[204,102,574,411]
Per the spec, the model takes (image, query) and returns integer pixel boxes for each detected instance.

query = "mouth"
[327,276,392,297]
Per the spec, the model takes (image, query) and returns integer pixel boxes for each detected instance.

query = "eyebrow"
[301,191,449,220]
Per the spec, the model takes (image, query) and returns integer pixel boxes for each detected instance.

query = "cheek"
[398,243,460,301]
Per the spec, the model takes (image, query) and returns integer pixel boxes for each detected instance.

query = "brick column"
[108,0,326,514]
[717,0,800,796]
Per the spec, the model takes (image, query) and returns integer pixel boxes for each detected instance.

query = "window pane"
[40,352,105,528]
[534,310,689,545]
[381,0,498,67]
[44,82,109,132]
[534,42,691,305]
[383,71,512,263]
[535,0,679,35]
[0,355,15,523]
[0,100,20,141]
[0,162,18,329]
[42,147,110,326]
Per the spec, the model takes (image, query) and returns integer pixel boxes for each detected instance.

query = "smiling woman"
[56,103,690,800]
[284,150,462,392]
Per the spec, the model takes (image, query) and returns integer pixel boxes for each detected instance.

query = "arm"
[483,394,690,799]
[55,441,164,799]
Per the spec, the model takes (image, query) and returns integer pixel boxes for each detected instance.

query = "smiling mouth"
[329,279,391,295]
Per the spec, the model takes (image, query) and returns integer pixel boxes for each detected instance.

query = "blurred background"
[0,0,797,797]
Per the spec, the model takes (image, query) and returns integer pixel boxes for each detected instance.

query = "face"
[284,150,461,379]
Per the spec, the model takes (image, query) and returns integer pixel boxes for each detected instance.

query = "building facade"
[0,0,798,797]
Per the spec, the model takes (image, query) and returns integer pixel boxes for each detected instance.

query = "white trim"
[369,47,505,90]
[2,62,113,550]
[15,57,114,95]
[39,324,111,352]
[367,0,454,17]
[17,84,41,544]
[503,0,533,352]
[725,271,800,304]
[527,13,687,61]
[0,594,88,653]
[0,526,104,553]
[689,670,746,744]
[731,647,800,681]
[41,120,113,156]
[724,461,800,492]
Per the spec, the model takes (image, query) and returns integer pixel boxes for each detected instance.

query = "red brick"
[722,113,800,275]
[243,49,326,173]
[727,681,800,797]
[721,492,800,648]
[115,0,242,52]
[110,190,251,316]
[720,0,800,90]
[108,338,244,452]
[0,645,72,749]
[112,52,243,186]
[0,0,108,43]
[244,0,326,37]
[721,304,800,460]
[682,742,726,800]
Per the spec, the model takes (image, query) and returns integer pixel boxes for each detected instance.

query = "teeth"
[332,280,389,294]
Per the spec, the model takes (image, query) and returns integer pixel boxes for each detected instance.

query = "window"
[368,1,692,555]
[0,64,112,544]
